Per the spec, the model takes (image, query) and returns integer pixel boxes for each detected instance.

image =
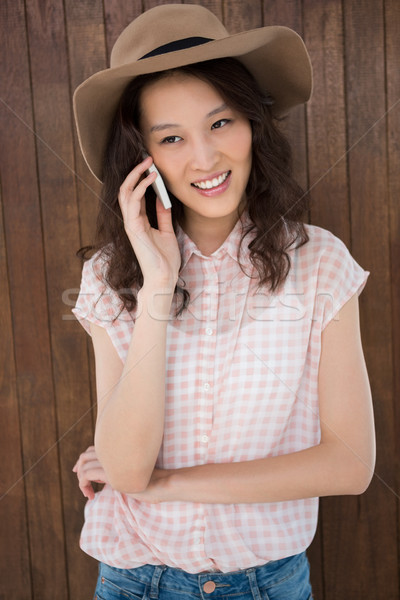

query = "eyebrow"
[149,103,229,133]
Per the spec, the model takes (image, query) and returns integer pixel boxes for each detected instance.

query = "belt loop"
[149,565,166,599]
[246,568,266,600]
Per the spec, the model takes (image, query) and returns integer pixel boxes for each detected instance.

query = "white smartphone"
[143,154,172,209]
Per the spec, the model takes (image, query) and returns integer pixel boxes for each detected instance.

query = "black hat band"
[140,37,214,60]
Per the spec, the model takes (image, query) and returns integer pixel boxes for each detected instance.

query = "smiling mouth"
[191,171,231,190]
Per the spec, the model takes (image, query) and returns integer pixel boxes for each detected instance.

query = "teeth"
[193,171,230,190]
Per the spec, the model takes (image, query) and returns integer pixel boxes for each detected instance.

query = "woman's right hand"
[118,156,181,291]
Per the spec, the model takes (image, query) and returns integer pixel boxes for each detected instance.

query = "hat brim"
[73,26,312,182]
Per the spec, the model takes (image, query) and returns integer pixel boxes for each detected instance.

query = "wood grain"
[304,0,349,238]
[385,0,400,533]
[224,0,262,31]
[185,0,223,21]
[64,0,104,251]
[262,0,308,192]
[1,0,67,597]
[0,162,31,598]
[24,1,98,598]
[103,0,143,62]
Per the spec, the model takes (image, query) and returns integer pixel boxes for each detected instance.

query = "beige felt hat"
[73,3,312,182]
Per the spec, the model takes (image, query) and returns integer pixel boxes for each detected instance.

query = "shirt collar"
[176,212,254,269]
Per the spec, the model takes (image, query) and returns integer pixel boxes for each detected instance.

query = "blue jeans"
[93,552,312,599]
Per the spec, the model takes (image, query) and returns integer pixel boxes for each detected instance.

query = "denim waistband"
[97,551,311,599]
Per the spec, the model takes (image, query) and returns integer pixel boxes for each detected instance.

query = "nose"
[188,134,219,172]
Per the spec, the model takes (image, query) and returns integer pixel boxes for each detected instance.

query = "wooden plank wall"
[0,1,398,598]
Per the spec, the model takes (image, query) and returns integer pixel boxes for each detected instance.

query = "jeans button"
[203,580,216,593]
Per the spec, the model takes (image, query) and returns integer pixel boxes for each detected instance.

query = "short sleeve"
[314,231,369,330]
[72,252,134,361]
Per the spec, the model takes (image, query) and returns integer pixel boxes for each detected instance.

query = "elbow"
[344,451,375,496]
[94,440,152,494]
[347,475,372,496]
[102,461,152,494]
[107,472,150,495]
[321,434,375,496]
[348,464,375,495]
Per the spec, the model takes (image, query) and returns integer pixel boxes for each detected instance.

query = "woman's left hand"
[73,446,174,503]
[72,445,109,500]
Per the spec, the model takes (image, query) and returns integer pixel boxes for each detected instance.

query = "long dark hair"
[79,57,309,315]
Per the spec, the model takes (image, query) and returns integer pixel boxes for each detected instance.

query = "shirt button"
[201,435,209,444]
[204,383,210,391]
[206,327,213,336]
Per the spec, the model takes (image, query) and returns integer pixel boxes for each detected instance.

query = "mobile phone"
[143,154,172,209]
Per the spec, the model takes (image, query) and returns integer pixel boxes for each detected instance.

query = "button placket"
[196,257,219,461]
[198,262,219,456]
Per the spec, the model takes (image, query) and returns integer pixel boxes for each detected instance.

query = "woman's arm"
[92,158,181,494]
[130,292,375,504]
[91,289,172,493]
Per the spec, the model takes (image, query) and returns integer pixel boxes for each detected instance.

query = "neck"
[181,210,242,256]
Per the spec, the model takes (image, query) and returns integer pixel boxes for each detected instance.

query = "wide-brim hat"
[73,3,312,182]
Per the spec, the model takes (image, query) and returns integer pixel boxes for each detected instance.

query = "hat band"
[140,36,213,60]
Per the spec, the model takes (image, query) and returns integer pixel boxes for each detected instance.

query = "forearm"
[162,296,375,505]
[161,442,375,504]
[95,286,173,493]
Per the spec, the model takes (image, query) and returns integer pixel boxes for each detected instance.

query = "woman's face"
[140,72,252,229]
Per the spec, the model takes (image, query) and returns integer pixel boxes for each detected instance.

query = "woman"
[72,5,375,599]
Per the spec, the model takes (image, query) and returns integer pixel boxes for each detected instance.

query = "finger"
[120,155,153,194]
[119,171,157,225]
[77,459,105,477]
[78,463,108,485]
[120,170,157,205]
[78,458,103,472]
[73,446,96,468]
[155,196,175,234]
[77,465,107,499]
[80,465,107,482]
[79,482,95,500]
[73,448,98,475]
[77,471,91,493]
[119,160,156,208]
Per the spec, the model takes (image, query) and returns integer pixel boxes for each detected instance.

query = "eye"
[211,118,231,130]
[161,135,182,144]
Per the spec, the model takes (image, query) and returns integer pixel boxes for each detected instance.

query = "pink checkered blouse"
[73,215,369,573]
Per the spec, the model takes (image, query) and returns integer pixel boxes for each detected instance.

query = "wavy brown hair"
[79,57,309,315]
